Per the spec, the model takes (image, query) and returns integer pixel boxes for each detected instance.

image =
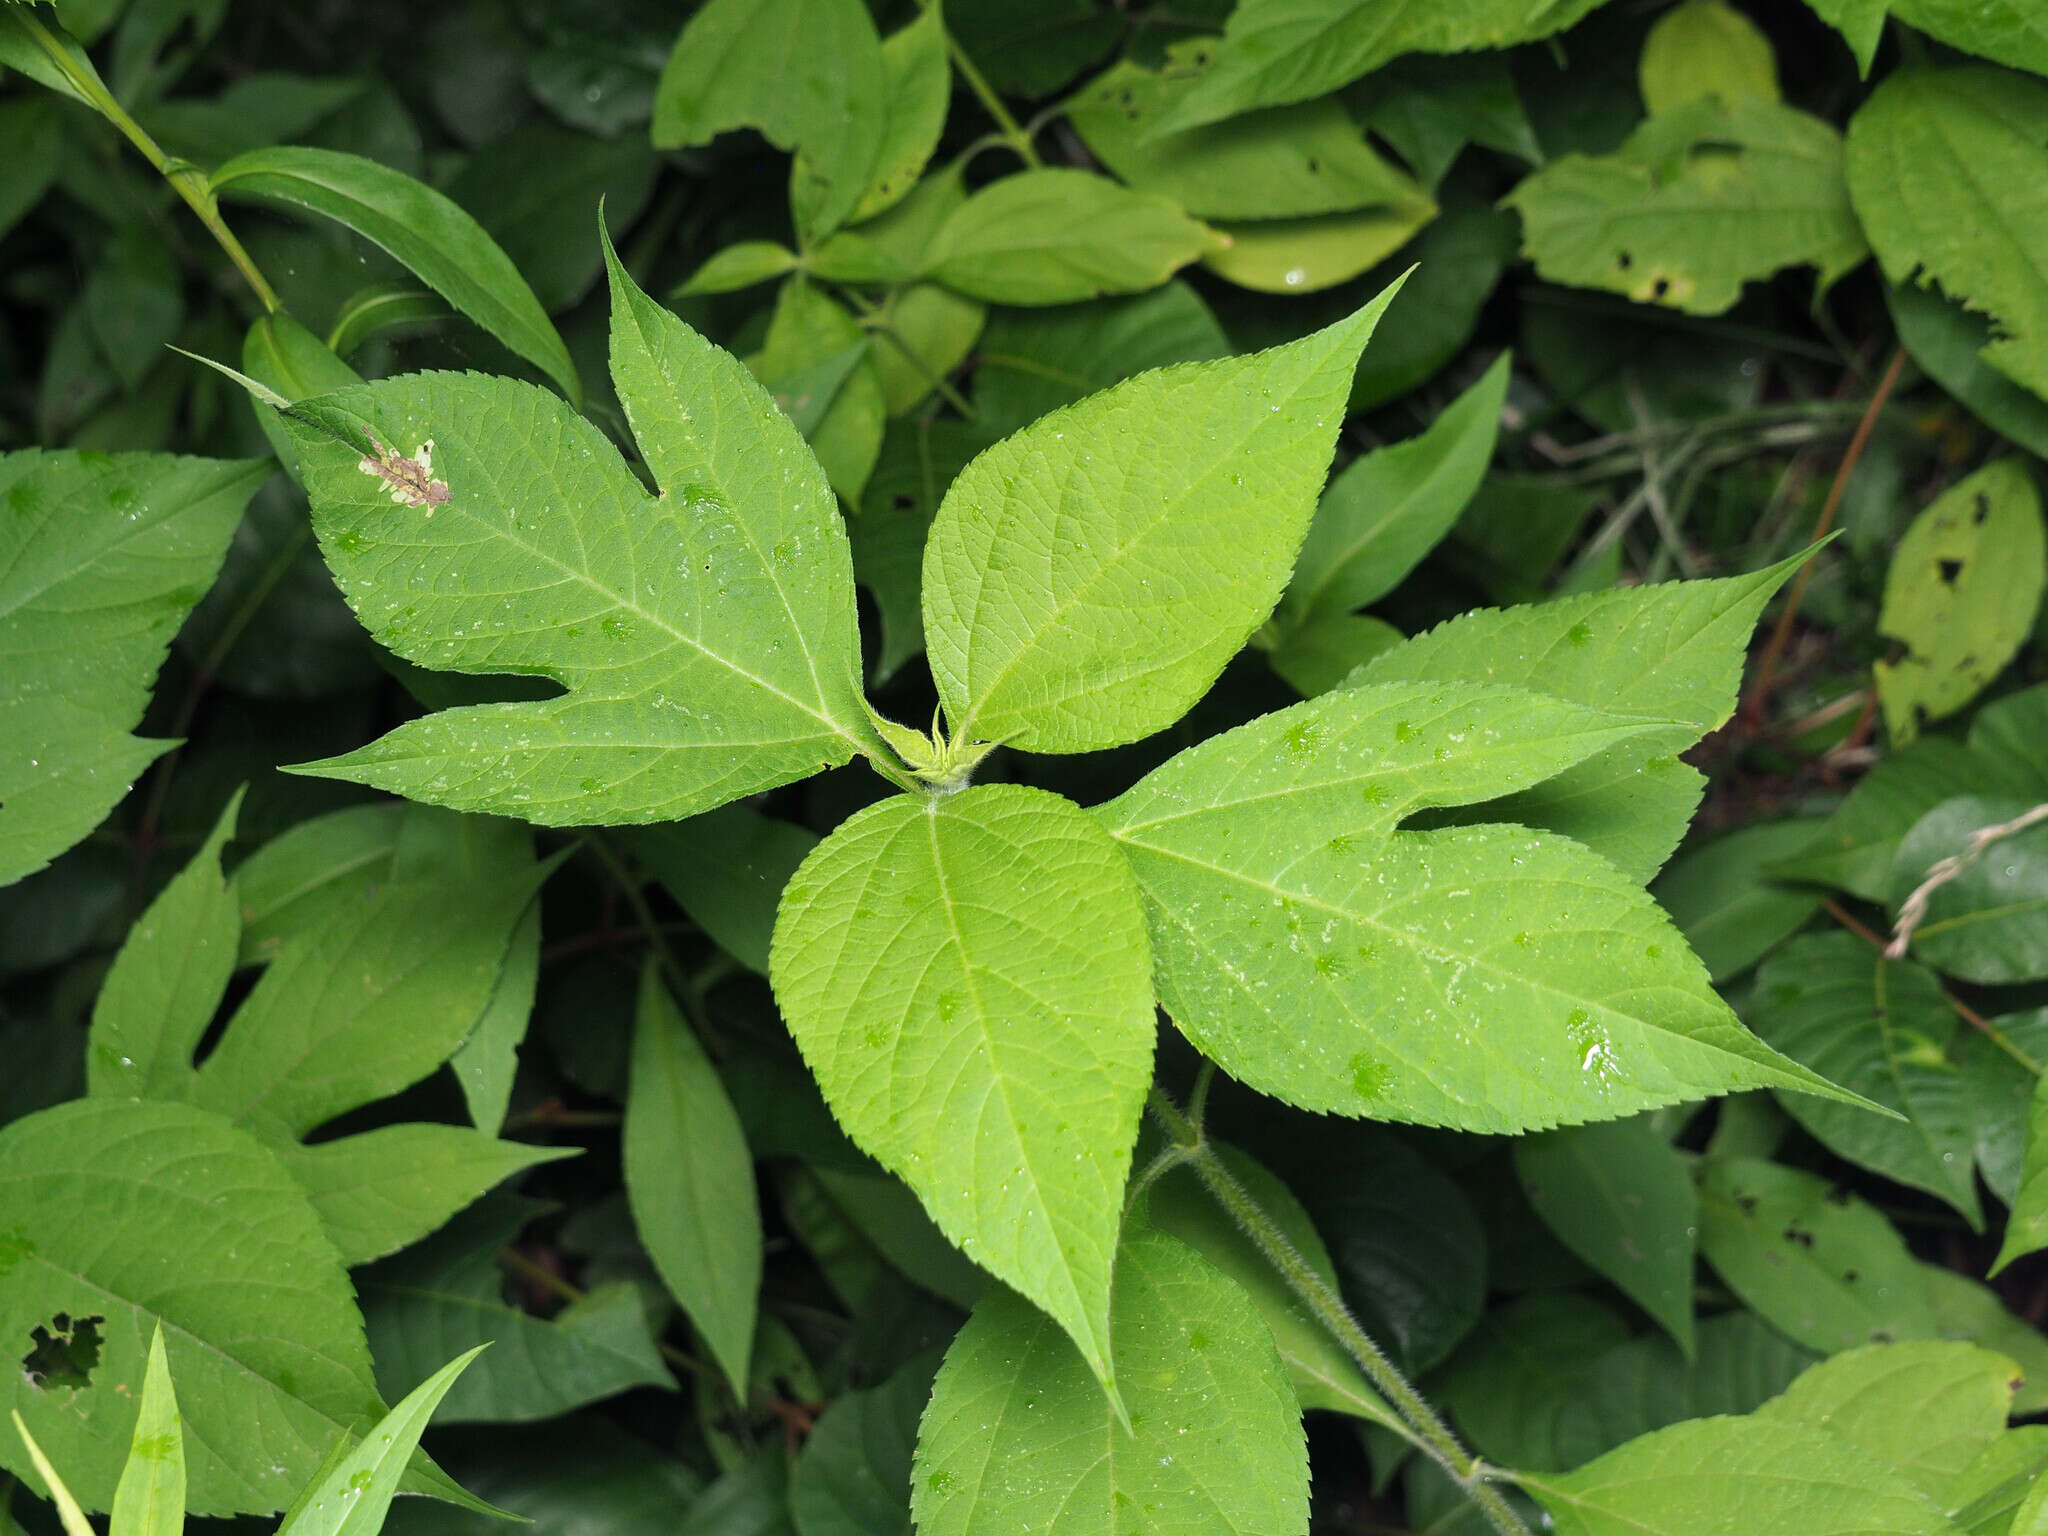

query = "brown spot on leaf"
[357,436,450,513]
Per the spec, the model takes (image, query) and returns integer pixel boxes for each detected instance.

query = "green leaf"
[83,226,183,394]
[1888,0,2048,78]
[923,286,1398,753]
[1143,1143,1402,1430]
[208,146,578,404]
[87,793,241,1100]
[443,120,658,315]
[0,449,263,887]
[1352,54,1542,191]
[1065,40,1433,220]
[849,4,948,225]
[0,98,60,244]
[1774,685,2048,900]
[7,1414,94,1536]
[1439,1293,1635,1471]
[1639,1,1780,114]
[649,0,885,243]
[0,1098,425,1515]
[769,784,1153,1394]
[624,961,761,1400]
[1803,0,1889,74]
[1282,351,1508,625]
[1993,1072,2048,1274]
[1356,555,1808,881]
[1891,796,2048,984]
[276,1347,484,1536]
[1698,1157,1939,1353]
[804,1165,988,1310]
[277,1127,574,1268]
[1846,66,2048,406]
[1651,820,1825,982]
[231,803,403,960]
[746,277,884,505]
[1513,1116,1699,1355]
[1756,1340,2018,1503]
[1921,1263,2048,1416]
[910,1222,1307,1536]
[1503,96,1865,315]
[279,243,877,825]
[1151,0,1611,134]
[868,282,985,418]
[449,900,540,1131]
[1946,1426,2048,1534]
[1202,204,1437,294]
[636,806,818,976]
[1520,1413,1960,1536]
[787,1350,935,1536]
[359,1198,671,1423]
[1874,461,2046,740]
[1350,199,1519,409]
[921,169,1212,306]
[1101,678,1849,1130]
[970,278,1229,435]
[676,242,799,298]
[1748,935,1979,1224]
[109,1329,181,1536]
[1889,281,2048,462]
[1266,611,1403,697]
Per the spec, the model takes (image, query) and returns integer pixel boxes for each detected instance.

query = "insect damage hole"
[357,436,451,513]
[22,1312,105,1392]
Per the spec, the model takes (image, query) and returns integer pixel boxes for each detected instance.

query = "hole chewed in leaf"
[22,1312,105,1392]
[356,436,450,513]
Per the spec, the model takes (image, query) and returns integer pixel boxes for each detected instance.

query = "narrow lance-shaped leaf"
[275,1346,484,1536]
[1097,679,1858,1131]
[0,450,263,887]
[1282,350,1508,626]
[624,960,762,1399]
[276,235,878,824]
[923,280,1402,755]
[911,1221,1308,1536]
[109,1328,182,1536]
[1993,1072,2048,1274]
[208,147,579,404]
[770,784,1155,1396]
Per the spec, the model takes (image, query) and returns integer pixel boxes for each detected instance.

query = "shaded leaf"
[209,146,578,403]
[1514,1116,1698,1354]
[1639,1,1780,114]
[0,450,262,887]
[624,962,761,1398]
[1748,935,1979,1224]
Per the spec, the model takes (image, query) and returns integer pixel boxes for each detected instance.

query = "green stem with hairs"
[1145,1085,1534,1536]
[13,9,280,312]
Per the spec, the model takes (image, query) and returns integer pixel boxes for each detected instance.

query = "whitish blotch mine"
[358,436,450,513]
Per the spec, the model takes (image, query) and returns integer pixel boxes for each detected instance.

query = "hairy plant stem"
[1144,1085,1535,1536]
[15,9,281,312]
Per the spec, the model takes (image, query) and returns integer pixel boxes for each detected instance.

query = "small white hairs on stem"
[1886,801,2048,958]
